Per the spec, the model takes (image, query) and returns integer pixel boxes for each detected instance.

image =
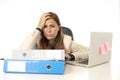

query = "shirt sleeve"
[70,41,90,61]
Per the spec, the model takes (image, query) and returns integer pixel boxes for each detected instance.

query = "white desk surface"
[0,59,120,80]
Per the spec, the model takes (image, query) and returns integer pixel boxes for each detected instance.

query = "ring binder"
[3,59,65,74]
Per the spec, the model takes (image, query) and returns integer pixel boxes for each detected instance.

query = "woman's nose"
[47,27,51,32]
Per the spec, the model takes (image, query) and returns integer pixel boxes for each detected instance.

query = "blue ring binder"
[3,59,65,74]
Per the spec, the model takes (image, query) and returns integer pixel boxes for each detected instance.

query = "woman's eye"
[50,25,55,28]
[44,25,47,28]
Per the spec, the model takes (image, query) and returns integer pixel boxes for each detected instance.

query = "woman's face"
[43,19,60,42]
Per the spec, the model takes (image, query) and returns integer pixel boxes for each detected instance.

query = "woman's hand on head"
[37,12,52,30]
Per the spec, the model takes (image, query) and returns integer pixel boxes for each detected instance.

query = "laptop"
[66,32,113,68]
[12,50,65,60]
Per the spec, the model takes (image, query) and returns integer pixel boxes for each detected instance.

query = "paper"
[99,44,106,55]
[104,42,111,51]
[8,61,26,72]
[99,41,111,55]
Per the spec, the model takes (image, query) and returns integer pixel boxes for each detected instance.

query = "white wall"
[0,0,119,59]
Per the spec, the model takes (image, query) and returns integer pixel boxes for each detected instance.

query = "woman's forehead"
[45,19,57,24]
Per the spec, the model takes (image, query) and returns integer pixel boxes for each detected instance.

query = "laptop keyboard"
[78,60,88,64]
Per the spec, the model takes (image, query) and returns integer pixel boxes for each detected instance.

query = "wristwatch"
[36,28,42,32]
[69,53,75,61]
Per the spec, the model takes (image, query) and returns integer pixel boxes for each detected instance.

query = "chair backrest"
[62,26,74,40]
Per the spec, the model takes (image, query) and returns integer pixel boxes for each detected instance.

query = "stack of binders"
[3,50,65,74]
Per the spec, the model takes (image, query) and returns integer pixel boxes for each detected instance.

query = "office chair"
[62,26,74,40]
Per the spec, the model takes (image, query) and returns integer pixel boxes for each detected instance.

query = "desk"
[0,60,120,80]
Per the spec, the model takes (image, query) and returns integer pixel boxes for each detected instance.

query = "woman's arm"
[63,35,89,61]
[70,41,89,61]
[19,30,41,49]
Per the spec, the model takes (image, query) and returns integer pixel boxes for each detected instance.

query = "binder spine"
[12,50,65,60]
[3,60,65,74]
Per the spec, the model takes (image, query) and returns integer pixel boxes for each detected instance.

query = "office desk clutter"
[3,50,65,74]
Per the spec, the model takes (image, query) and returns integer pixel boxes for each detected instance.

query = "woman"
[20,12,89,61]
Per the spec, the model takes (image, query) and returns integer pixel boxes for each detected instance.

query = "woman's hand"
[65,52,71,60]
[37,12,51,30]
